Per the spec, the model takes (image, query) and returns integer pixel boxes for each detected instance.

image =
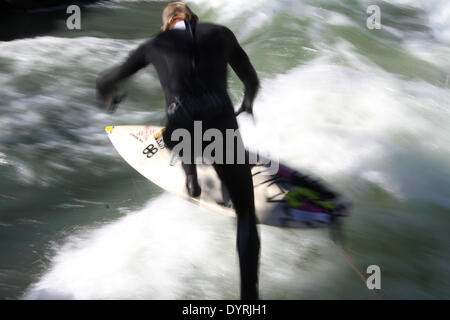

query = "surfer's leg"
[211,115,260,299]
[163,123,201,198]
[182,163,201,198]
[214,163,260,300]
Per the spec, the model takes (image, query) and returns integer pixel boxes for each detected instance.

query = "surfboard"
[105,125,349,228]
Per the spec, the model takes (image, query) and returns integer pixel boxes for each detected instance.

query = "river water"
[0,0,449,299]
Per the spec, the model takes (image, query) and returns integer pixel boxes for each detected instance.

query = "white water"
[23,46,449,298]
[13,0,450,299]
[23,194,330,299]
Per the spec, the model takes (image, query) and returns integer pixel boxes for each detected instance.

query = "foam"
[239,42,450,206]
[23,194,237,299]
[7,0,450,299]
[23,192,330,299]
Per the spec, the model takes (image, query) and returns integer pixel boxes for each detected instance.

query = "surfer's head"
[161,2,199,31]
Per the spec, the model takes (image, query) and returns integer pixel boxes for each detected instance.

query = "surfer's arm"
[226,29,259,115]
[96,42,150,99]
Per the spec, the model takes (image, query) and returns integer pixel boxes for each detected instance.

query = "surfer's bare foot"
[186,175,201,198]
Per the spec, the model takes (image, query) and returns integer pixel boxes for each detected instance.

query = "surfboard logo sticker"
[130,132,144,143]
[154,129,166,149]
[136,126,157,142]
[143,143,159,158]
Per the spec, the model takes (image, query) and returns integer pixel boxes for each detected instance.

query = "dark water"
[0,0,449,299]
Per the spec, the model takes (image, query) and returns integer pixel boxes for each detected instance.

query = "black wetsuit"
[97,22,260,300]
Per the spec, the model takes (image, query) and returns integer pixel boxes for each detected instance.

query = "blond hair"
[161,2,199,32]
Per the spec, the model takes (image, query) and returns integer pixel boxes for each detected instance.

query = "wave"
[22,193,329,299]
[8,0,450,299]
[240,42,450,207]
[0,36,159,186]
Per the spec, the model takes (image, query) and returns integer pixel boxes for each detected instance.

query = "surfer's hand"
[106,92,126,114]
[96,80,126,114]
[235,100,253,117]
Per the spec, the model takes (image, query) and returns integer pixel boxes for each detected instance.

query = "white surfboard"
[106,125,348,228]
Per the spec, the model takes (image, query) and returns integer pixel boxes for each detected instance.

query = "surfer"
[96,2,260,300]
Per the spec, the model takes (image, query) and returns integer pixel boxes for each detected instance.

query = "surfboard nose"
[105,126,114,133]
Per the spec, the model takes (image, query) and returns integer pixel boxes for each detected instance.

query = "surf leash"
[334,243,382,300]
